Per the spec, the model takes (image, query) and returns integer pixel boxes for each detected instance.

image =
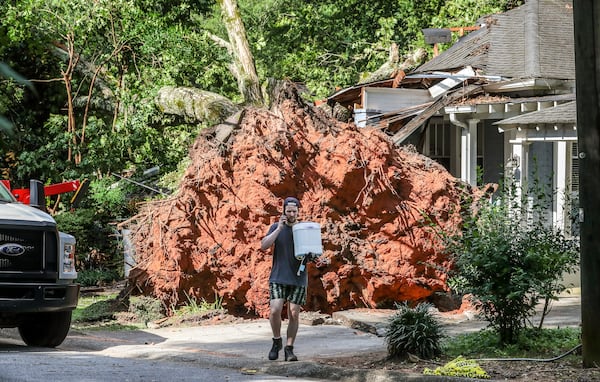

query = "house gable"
[486,0,574,79]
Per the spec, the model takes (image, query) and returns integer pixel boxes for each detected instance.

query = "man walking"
[260,196,305,361]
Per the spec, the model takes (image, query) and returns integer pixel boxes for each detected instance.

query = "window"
[427,118,451,170]
[571,142,579,192]
[477,123,484,171]
[568,141,580,237]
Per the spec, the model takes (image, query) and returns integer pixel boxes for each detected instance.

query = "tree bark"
[219,0,263,106]
[156,86,240,125]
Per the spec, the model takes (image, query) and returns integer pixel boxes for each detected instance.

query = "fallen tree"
[127,80,481,318]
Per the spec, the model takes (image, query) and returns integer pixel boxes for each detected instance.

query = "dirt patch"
[315,350,600,381]
[146,309,248,328]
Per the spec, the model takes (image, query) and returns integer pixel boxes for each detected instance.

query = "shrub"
[77,268,121,287]
[54,208,121,271]
[385,302,444,359]
[442,179,579,344]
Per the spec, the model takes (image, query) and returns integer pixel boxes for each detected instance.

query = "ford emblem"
[0,243,26,257]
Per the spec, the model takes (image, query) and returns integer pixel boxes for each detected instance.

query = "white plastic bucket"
[292,222,323,259]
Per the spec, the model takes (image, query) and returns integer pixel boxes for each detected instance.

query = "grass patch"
[73,293,119,322]
[72,293,147,330]
[72,290,228,330]
[443,327,581,359]
[174,291,223,316]
[129,295,165,324]
[73,321,145,331]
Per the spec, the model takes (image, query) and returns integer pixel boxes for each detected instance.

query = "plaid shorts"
[269,282,306,305]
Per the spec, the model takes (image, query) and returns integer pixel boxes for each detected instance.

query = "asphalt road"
[0,294,581,382]
[0,336,324,382]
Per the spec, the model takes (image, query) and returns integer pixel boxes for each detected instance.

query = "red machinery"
[0,179,87,207]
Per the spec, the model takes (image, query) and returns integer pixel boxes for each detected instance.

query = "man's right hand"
[278,214,287,229]
[261,216,286,250]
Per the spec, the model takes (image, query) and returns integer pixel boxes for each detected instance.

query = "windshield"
[0,181,16,203]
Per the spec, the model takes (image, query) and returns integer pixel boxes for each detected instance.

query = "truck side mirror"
[29,179,47,212]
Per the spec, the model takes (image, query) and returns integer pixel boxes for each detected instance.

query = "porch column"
[468,119,479,185]
[511,141,524,200]
[554,141,568,231]
[460,119,479,186]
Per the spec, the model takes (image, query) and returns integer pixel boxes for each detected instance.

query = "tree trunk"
[219,0,263,106]
[156,86,240,125]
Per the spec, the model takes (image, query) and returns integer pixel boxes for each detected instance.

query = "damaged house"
[126,0,581,315]
[327,0,577,236]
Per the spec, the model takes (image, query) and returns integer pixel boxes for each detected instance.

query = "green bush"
[77,268,121,287]
[54,208,121,271]
[442,179,579,344]
[385,302,444,359]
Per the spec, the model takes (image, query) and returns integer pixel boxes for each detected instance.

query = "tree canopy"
[0,0,524,281]
[0,0,521,188]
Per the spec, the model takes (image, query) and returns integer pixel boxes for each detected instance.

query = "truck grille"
[0,228,57,274]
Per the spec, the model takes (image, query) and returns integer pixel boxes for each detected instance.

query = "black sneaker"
[284,345,298,361]
[268,338,282,360]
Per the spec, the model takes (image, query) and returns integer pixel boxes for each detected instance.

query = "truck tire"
[18,311,73,347]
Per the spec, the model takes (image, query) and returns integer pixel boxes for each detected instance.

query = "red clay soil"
[129,81,481,318]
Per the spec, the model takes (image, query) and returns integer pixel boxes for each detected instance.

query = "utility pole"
[573,0,600,367]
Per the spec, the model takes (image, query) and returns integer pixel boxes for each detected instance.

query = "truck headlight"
[59,232,77,279]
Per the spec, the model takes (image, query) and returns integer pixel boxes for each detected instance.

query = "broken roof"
[415,24,490,74]
[323,0,576,145]
[415,0,574,80]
